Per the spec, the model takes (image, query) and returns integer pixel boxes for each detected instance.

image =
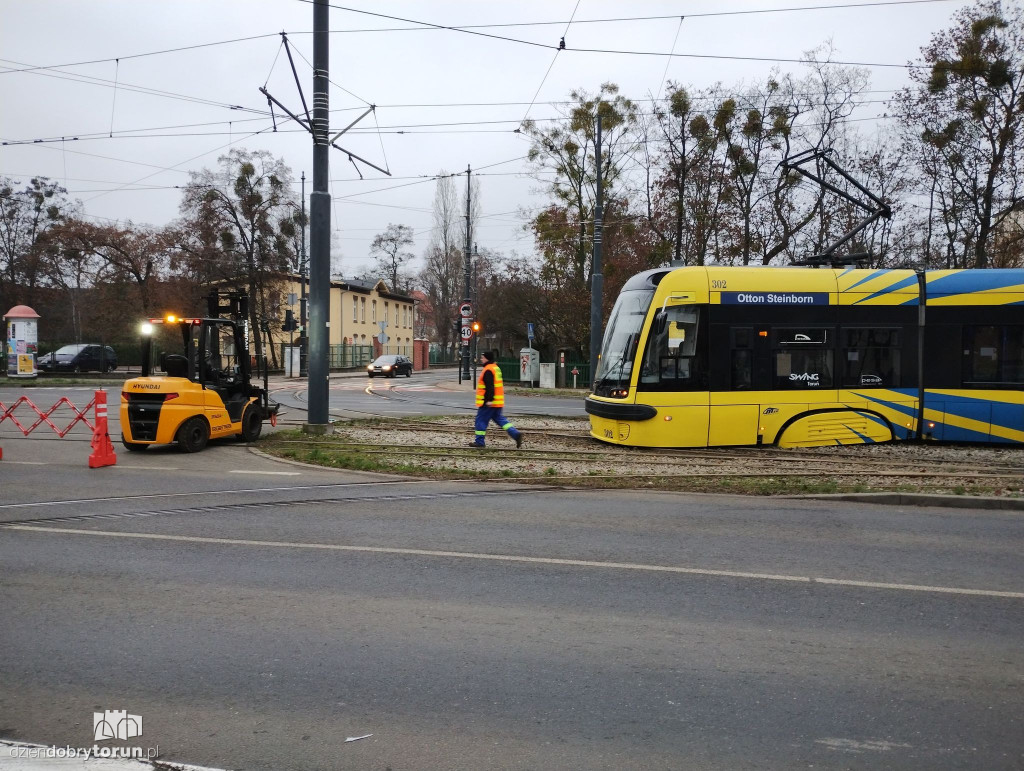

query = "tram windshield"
[593,289,654,396]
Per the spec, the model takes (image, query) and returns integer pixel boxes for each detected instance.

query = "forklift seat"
[161,353,188,378]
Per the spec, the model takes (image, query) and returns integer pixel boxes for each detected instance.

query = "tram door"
[708,325,767,446]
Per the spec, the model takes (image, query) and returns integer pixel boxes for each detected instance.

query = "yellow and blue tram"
[586,266,1024,448]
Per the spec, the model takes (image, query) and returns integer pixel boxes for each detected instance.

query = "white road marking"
[1,461,46,465]
[7,525,1023,600]
[228,470,301,476]
[816,738,912,753]
[0,478,460,510]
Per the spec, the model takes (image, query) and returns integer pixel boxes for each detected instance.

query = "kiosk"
[3,305,40,378]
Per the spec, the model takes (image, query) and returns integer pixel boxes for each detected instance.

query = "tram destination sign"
[719,291,829,305]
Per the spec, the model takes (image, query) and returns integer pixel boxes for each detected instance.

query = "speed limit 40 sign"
[461,324,473,341]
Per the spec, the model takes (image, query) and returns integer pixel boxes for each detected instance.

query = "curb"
[785,492,1024,511]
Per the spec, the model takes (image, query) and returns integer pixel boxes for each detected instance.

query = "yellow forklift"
[120,292,279,453]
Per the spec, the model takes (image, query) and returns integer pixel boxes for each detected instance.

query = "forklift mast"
[206,290,271,414]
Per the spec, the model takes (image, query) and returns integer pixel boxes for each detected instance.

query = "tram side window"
[841,328,900,388]
[731,327,753,390]
[640,306,704,390]
[964,325,1024,385]
[773,327,832,389]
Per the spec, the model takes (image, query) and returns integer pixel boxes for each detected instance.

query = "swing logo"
[93,710,143,742]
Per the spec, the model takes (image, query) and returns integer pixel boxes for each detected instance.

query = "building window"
[352,296,357,322]
[395,304,400,327]
[372,300,377,323]
[384,302,389,326]
[360,298,366,322]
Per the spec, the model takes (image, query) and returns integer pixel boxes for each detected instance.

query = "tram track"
[264,434,1024,491]
[0,481,565,528]
[264,385,1024,495]
[314,423,1024,477]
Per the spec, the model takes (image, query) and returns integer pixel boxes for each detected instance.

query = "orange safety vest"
[475,362,504,407]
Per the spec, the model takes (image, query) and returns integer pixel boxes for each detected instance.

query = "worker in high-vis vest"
[471,350,523,448]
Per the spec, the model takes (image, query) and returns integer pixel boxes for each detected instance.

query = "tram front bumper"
[584,398,657,421]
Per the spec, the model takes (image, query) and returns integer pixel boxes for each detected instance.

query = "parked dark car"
[37,344,118,373]
[367,354,412,378]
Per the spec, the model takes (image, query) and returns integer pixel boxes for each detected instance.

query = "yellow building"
[270,275,417,364]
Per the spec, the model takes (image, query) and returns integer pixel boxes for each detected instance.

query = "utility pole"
[307,0,330,427]
[589,114,604,387]
[299,170,308,377]
[471,243,478,384]
[462,164,472,381]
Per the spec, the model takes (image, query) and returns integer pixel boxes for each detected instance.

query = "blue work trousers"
[474,405,520,446]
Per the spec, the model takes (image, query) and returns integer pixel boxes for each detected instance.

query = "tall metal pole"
[307,0,330,427]
[462,164,472,381]
[589,114,604,387]
[299,170,308,377]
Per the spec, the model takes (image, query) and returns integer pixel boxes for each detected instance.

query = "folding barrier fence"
[0,389,116,468]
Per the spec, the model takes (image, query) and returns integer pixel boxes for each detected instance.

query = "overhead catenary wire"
[1,91,907,146]
[0,1,957,77]
[0,59,268,116]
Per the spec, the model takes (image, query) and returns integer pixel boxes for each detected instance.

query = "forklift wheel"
[176,416,209,453]
[121,434,148,452]
[240,408,263,443]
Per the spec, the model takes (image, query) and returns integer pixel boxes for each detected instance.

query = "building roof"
[279,272,414,302]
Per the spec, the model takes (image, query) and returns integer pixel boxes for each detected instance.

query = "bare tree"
[891,0,1024,268]
[179,148,297,366]
[370,223,415,292]
[420,174,464,356]
[0,176,76,309]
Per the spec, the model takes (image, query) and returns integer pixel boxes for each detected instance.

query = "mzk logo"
[93,710,143,742]
[789,373,820,382]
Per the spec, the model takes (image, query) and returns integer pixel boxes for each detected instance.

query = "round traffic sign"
[461,325,473,340]
[460,302,473,318]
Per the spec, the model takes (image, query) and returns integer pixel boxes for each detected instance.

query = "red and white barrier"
[0,390,116,468]
[88,390,116,468]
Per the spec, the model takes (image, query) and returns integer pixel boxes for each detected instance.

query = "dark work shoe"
[468,441,485,448]
[515,433,523,449]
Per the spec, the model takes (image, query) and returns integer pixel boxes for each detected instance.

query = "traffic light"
[282,309,296,332]
[471,320,481,334]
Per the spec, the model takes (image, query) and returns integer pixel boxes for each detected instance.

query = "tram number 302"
[711,279,728,289]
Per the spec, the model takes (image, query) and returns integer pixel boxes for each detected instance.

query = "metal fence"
[279,343,378,371]
[429,348,460,366]
[496,359,591,388]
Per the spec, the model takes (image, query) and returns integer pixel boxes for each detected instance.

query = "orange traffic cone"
[88,390,117,469]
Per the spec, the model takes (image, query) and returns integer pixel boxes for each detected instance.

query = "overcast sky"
[0,0,973,278]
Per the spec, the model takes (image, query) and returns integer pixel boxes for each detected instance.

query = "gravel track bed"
[300,417,1024,496]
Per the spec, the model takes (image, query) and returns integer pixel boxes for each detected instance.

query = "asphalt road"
[0,381,1022,770]
[268,370,588,421]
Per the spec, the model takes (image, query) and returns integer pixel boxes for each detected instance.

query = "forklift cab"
[153,319,252,424]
